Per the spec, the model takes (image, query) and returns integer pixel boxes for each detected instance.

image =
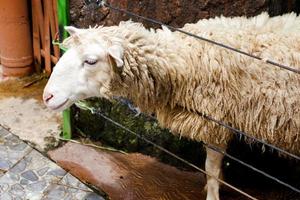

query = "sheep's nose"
[43,92,54,103]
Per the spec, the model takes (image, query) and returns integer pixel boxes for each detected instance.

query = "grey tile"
[43,183,105,200]
[0,128,32,171]
[0,192,13,200]
[21,170,39,181]
[37,167,50,176]
[42,173,105,200]
[84,192,106,200]
[61,173,92,191]
[0,126,10,137]
[0,150,67,199]
[0,127,105,200]
[47,168,66,177]
[43,184,68,200]
[0,169,5,177]
[27,180,48,192]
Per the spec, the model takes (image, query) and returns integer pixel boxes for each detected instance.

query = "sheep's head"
[43,26,124,111]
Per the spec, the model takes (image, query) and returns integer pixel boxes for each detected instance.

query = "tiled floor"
[0,126,105,200]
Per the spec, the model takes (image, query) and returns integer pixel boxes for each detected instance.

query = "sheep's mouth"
[50,99,69,111]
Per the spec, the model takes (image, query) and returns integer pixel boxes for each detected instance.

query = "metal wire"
[116,98,300,161]
[75,100,257,199]
[98,1,300,74]
[93,1,300,161]
[198,112,300,161]
[79,0,300,196]
[116,99,300,194]
[204,143,300,194]
[90,108,258,200]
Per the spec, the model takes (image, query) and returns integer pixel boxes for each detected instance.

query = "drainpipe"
[57,0,72,139]
[0,0,33,77]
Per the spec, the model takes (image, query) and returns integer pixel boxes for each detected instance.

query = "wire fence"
[76,99,300,200]
[94,0,300,161]
[75,101,258,200]
[116,99,300,194]
[74,1,300,199]
[98,0,300,75]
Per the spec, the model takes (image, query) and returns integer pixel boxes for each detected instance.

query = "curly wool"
[64,13,300,153]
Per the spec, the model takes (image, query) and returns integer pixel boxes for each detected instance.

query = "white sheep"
[43,12,300,200]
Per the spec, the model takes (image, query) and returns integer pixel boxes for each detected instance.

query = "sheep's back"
[162,13,300,154]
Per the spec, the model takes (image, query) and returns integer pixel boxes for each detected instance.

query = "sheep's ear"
[108,45,124,68]
[64,26,80,36]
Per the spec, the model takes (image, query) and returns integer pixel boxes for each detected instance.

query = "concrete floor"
[0,70,61,151]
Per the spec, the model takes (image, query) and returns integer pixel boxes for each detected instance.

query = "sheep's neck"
[110,28,195,113]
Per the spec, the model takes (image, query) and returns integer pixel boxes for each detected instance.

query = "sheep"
[43,12,300,200]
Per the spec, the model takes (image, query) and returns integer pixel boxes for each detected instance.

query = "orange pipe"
[0,0,33,77]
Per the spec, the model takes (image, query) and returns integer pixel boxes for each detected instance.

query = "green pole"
[57,0,69,40]
[57,0,72,139]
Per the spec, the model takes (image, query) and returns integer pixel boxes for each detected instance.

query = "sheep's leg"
[205,146,224,200]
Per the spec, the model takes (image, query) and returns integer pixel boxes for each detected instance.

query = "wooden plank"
[34,0,45,49]
[49,0,60,59]
[41,49,58,64]
[51,0,61,65]
[52,0,59,40]
[31,0,42,73]
[43,0,51,74]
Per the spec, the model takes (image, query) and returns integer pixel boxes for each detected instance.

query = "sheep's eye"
[84,59,98,65]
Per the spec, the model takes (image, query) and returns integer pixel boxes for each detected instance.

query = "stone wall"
[70,0,299,28]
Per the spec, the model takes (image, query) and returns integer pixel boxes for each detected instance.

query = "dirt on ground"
[0,70,61,151]
[0,73,47,100]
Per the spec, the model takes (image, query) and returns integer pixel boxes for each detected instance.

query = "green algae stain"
[72,98,205,169]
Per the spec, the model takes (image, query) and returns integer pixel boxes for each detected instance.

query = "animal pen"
[69,1,300,199]
[1,0,300,200]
